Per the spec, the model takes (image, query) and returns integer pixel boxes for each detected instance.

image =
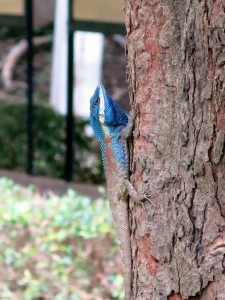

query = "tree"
[124,0,225,299]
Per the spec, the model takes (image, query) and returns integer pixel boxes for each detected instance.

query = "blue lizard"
[90,85,145,300]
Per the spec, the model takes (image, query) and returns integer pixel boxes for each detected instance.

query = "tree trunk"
[124,0,225,299]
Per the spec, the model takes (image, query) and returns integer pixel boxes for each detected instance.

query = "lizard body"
[90,85,134,299]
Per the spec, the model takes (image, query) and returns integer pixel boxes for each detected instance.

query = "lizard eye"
[94,98,100,105]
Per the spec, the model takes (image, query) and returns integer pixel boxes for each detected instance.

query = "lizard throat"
[101,123,110,136]
[99,114,110,136]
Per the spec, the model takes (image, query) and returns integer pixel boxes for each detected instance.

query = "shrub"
[0,102,104,183]
[0,178,124,299]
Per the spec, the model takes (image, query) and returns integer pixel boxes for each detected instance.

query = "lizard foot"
[134,191,155,208]
[123,179,155,207]
[141,191,155,206]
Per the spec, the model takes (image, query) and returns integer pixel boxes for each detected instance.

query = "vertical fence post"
[65,0,74,181]
[25,0,34,175]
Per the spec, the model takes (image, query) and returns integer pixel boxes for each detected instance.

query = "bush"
[0,178,124,299]
[0,102,104,183]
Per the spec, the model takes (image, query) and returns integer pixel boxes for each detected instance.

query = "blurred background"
[0,0,129,299]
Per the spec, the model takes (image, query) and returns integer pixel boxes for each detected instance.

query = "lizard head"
[90,85,129,170]
[90,85,128,139]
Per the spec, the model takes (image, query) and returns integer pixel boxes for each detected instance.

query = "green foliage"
[0,178,124,299]
[0,102,104,183]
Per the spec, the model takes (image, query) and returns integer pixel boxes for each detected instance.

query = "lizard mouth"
[99,114,105,123]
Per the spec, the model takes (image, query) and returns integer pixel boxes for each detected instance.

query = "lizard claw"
[134,191,156,207]
[123,179,156,207]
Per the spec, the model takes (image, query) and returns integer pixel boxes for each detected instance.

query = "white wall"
[50,0,104,117]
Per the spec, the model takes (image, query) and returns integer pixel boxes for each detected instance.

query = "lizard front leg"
[120,112,135,139]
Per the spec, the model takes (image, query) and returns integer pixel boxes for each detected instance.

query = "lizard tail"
[110,201,132,300]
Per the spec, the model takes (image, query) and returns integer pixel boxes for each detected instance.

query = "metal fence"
[9,0,125,181]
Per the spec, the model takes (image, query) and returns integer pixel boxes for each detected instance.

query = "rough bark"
[124,0,225,299]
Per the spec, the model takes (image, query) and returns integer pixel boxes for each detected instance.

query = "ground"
[0,169,101,199]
